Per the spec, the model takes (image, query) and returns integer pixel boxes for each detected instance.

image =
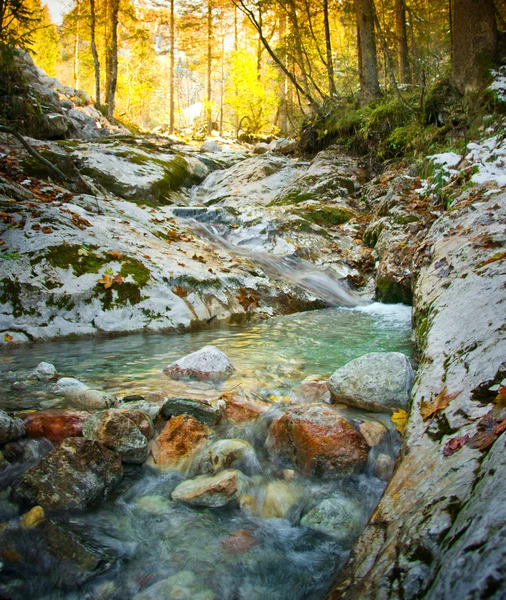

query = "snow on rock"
[164,345,235,381]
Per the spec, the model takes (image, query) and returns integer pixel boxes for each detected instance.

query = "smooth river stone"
[171,469,246,507]
[22,409,89,444]
[164,345,235,381]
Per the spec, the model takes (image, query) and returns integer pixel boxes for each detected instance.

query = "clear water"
[0,303,412,600]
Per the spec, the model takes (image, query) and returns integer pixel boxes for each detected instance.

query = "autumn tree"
[355,0,381,104]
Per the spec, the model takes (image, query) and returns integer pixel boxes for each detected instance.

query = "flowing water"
[0,303,412,600]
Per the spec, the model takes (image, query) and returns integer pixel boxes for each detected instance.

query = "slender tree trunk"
[206,0,213,135]
[355,0,381,104]
[452,0,497,94]
[219,32,224,135]
[105,0,119,121]
[277,8,288,134]
[73,1,80,90]
[323,0,337,97]
[169,0,175,134]
[395,0,411,83]
[90,0,101,107]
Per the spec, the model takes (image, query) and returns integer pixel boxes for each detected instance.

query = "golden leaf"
[107,250,123,260]
[4,333,13,342]
[98,274,113,289]
[420,386,460,421]
[392,409,409,434]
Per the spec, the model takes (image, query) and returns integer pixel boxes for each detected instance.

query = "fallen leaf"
[31,223,41,230]
[468,412,502,451]
[420,387,460,421]
[477,251,506,268]
[442,434,469,457]
[4,334,13,342]
[107,250,123,260]
[392,409,409,434]
[0,241,4,246]
[493,386,506,408]
[72,213,92,230]
[78,248,89,257]
[42,227,53,234]
[493,418,506,436]
[113,274,123,285]
[172,285,188,298]
[98,274,113,289]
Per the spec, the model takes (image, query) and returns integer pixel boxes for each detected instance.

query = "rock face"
[328,192,506,598]
[268,404,369,477]
[82,410,149,464]
[0,410,25,445]
[12,437,123,510]
[22,409,89,443]
[327,352,414,412]
[164,346,235,381]
[172,469,245,507]
[149,414,213,470]
[192,439,260,476]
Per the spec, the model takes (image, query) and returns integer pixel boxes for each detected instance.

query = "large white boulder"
[164,345,235,381]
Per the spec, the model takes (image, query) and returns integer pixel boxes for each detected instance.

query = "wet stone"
[0,411,25,445]
[22,409,89,444]
[162,397,223,426]
[164,345,235,381]
[171,469,246,508]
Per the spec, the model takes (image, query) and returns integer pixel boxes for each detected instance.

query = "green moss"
[375,275,412,305]
[46,293,75,311]
[269,190,316,207]
[97,282,143,310]
[297,206,355,227]
[0,277,23,317]
[119,258,151,286]
[45,244,108,277]
[394,214,420,225]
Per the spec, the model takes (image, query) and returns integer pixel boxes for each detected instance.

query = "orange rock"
[22,410,89,444]
[222,529,256,553]
[221,390,270,424]
[268,404,369,477]
[150,414,213,470]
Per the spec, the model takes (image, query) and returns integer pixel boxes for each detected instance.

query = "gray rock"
[328,352,414,412]
[27,361,57,380]
[64,388,118,411]
[0,410,25,445]
[162,396,223,425]
[253,142,271,155]
[164,345,235,381]
[192,439,260,476]
[83,410,149,464]
[171,469,246,507]
[301,496,363,545]
[41,113,69,139]
[200,140,222,153]
[11,437,123,510]
[55,377,88,392]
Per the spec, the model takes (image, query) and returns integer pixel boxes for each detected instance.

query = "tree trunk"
[323,0,337,97]
[73,1,80,90]
[355,0,381,104]
[206,0,213,135]
[169,0,175,134]
[452,0,497,94]
[90,0,100,108]
[105,0,119,121]
[395,0,411,84]
[277,7,288,134]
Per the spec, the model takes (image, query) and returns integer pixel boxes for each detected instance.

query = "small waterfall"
[187,219,367,308]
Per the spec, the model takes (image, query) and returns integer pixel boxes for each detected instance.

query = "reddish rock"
[221,390,270,424]
[268,403,369,477]
[222,529,257,553]
[149,414,213,470]
[22,410,89,444]
[292,375,331,404]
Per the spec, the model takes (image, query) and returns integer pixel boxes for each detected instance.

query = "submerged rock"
[55,377,88,393]
[164,345,235,381]
[327,352,414,412]
[162,397,223,425]
[301,496,362,545]
[149,414,213,471]
[27,362,57,380]
[134,570,214,600]
[192,439,260,476]
[172,469,246,507]
[64,388,119,411]
[359,420,389,447]
[268,404,369,477]
[22,409,89,444]
[259,480,303,519]
[83,409,149,464]
[0,411,26,445]
[222,390,270,424]
[12,437,123,510]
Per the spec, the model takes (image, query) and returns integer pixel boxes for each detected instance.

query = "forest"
[2,0,502,139]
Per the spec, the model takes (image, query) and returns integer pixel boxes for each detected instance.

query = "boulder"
[200,140,222,153]
[149,414,213,470]
[134,570,213,600]
[22,409,89,444]
[359,420,389,447]
[222,390,270,424]
[117,409,155,440]
[164,345,235,381]
[11,437,123,510]
[162,397,223,426]
[192,439,260,476]
[301,496,363,544]
[55,377,88,393]
[0,410,25,445]
[268,404,369,477]
[171,469,245,507]
[327,352,414,412]
[83,410,149,464]
[64,388,118,411]
[253,142,271,155]
[27,362,57,380]
[40,112,69,139]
